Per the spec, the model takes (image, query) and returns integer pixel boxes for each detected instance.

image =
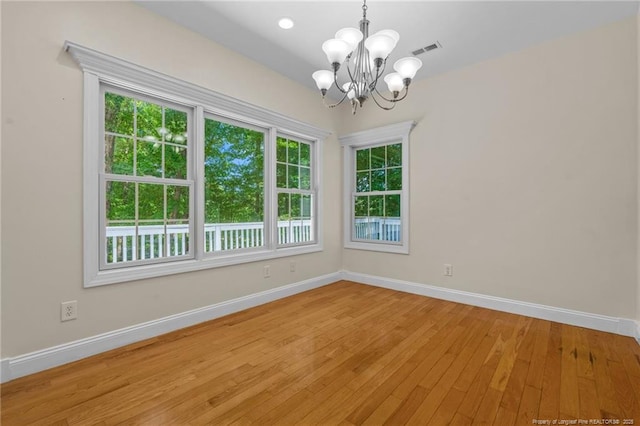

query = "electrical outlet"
[290,261,296,272]
[61,301,78,322]
[444,264,453,277]
[263,265,270,278]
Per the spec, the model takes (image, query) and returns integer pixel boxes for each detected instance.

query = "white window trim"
[339,121,415,254]
[65,41,330,287]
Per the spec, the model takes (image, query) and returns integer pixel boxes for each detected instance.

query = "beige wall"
[0,1,342,357]
[339,17,639,319]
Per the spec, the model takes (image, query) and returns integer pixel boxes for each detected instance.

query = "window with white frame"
[65,41,328,287]
[276,135,315,246]
[340,121,414,254]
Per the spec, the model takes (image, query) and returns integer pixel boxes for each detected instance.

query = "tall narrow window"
[203,116,265,253]
[340,121,414,254]
[276,136,315,246]
[101,88,193,268]
[353,142,402,243]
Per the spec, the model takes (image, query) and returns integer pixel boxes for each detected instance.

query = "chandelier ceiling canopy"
[312,0,422,115]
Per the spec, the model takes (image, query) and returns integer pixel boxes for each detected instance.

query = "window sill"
[85,244,323,287]
[344,241,409,255]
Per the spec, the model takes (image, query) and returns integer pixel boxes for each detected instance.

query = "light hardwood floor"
[2,280,640,425]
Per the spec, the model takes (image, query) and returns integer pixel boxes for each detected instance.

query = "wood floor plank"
[2,280,639,425]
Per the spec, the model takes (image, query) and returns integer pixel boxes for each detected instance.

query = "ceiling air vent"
[412,41,442,56]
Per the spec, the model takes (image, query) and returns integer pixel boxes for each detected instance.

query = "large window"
[340,121,414,254]
[67,41,328,287]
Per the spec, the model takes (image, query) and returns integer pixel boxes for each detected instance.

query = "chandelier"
[312,0,422,114]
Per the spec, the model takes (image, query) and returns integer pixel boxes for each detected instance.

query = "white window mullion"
[266,127,277,251]
[194,105,205,261]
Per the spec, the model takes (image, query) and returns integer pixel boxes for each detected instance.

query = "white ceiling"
[137,1,639,94]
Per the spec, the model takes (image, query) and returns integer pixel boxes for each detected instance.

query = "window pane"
[300,167,311,190]
[106,181,135,221]
[354,196,368,217]
[106,221,136,264]
[138,183,164,220]
[288,140,299,165]
[137,221,165,261]
[136,100,163,141]
[302,194,312,218]
[278,193,290,219]
[105,136,133,175]
[291,194,301,218]
[164,108,187,145]
[356,171,370,192]
[385,194,401,217]
[167,220,189,257]
[356,148,369,171]
[167,185,189,220]
[276,137,287,163]
[164,145,187,179]
[371,169,386,191]
[369,195,384,217]
[300,143,311,167]
[387,143,402,167]
[137,141,162,177]
[288,164,299,189]
[387,167,402,190]
[276,163,287,188]
[204,118,265,252]
[371,146,386,169]
[105,92,134,136]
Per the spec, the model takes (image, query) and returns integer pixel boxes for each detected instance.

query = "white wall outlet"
[290,261,296,272]
[61,301,78,322]
[444,264,453,277]
[263,265,270,278]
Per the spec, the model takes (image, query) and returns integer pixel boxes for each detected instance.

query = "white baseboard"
[2,270,637,383]
[1,272,340,383]
[341,271,639,338]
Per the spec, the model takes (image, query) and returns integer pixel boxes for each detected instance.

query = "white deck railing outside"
[106,220,313,263]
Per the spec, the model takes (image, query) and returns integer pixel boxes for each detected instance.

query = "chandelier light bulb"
[364,34,395,63]
[335,28,363,53]
[322,39,351,67]
[384,73,404,93]
[393,57,423,80]
[312,70,334,91]
[374,29,400,48]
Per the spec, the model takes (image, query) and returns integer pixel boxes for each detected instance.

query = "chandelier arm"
[368,59,388,92]
[323,91,350,108]
[334,69,348,94]
[372,84,410,103]
[345,59,357,90]
[372,86,398,103]
[370,90,396,111]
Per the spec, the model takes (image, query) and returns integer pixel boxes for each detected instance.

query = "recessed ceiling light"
[278,17,294,30]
